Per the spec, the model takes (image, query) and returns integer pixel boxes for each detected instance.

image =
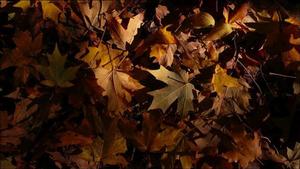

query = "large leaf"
[147,66,195,116]
[94,67,143,114]
[36,45,79,87]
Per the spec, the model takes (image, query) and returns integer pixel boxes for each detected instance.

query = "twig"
[269,72,296,79]
[237,59,263,94]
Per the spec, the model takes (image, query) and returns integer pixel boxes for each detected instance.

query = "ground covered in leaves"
[1,0,300,169]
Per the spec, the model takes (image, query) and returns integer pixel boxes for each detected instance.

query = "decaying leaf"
[147,66,195,116]
[212,64,242,95]
[78,42,126,69]
[150,44,177,66]
[282,47,300,67]
[12,98,38,125]
[55,131,93,147]
[0,31,43,83]
[222,130,262,168]
[0,127,26,146]
[107,12,144,49]
[191,10,215,29]
[119,112,182,152]
[94,66,144,114]
[287,142,300,169]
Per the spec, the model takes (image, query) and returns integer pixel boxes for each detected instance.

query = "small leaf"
[211,65,242,95]
[191,11,215,29]
[204,23,232,41]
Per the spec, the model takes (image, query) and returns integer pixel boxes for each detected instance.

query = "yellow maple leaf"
[211,65,241,95]
[79,43,126,69]
[41,1,62,22]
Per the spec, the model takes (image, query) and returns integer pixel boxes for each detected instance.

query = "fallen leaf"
[180,155,193,169]
[78,42,126,69]
[211,65,242,95]
[191,11,215,29]
[222,131,262,168]
[147,66,195,116]
[36,45,79,87]
[287,142,300,169]
[289,34,300,46]
[156,5,170,22]
[107,12,144,49]
[40,1,62,23]
[12,98,38,125]
[228,2,250,24]
[150,44,177,66]
[282,47,300,67]
[0,111,8,129]
[204,23,232,42]
[55,131,93,147]
[0,127,26,146]
[102,116,127,166]
[94,66,144,114]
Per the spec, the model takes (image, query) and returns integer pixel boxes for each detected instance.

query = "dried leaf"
[94,67,144,114]
[287,142,300,169]
[36,45,79,87]
[0,127,26,146]
[107,13,144,49]
[191,11,215,29]
[204,23,232,42]
[211,65,242,95]
[150,44,177,66]
[55,131,93,147]
[12,98,38,125]
[147,66,195,116]
[222,131,262,168]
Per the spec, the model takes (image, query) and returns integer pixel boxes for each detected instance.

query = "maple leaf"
[211,64,242,95]
[101,116,127,166]
[0,31,43,83]
[94,66,143,114]
[150,44,177,66]
[147,66,195,116]
[78,0,113,30]
[222,130,262,168]
[106,12,144,49]
[36,45,79,87]
[148,26,177,66]
[287,142,300,169]
[119,112,183,152]
[135,25,177,62]
[86,43,143,114]
[15,0,63,22]
[40,1,62,22]
[77,42,126,69]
